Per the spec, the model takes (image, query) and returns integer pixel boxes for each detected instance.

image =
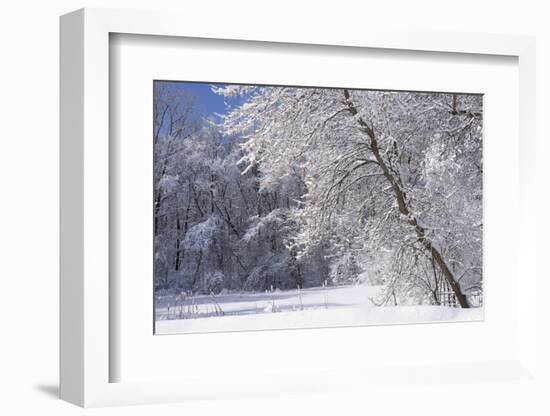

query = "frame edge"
[60,8,85,407]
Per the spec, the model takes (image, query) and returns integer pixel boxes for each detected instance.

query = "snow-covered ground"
[155,285,483,335]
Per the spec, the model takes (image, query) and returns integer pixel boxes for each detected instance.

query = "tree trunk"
[192,250,203,288]
[154,190,162,237]
[342,89,470,308]
[174,217,181,271]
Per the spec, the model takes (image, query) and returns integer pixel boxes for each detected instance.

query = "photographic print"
[153,81,483,335]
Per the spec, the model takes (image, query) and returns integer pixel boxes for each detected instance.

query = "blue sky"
[158,81,229,116]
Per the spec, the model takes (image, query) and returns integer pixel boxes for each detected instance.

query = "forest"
[153,81,483,330]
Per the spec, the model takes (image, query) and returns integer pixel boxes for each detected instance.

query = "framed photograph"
[151,80,484,336]
[60,8,538,407]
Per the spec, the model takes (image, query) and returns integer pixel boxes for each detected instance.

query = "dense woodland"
[154,82,483,308]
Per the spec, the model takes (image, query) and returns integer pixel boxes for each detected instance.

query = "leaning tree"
[217,86,482,307]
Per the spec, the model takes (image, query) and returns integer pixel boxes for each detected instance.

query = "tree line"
[154,82,483,307]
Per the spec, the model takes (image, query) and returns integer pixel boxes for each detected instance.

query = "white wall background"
[0,1,547,415]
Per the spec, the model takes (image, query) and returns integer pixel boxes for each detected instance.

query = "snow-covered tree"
[154,82,482,310]
[216,86,482,307]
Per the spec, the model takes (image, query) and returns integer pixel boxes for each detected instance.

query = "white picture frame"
[60,7,538,407]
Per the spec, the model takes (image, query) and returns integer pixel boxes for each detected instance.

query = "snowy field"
[155,285,483,334]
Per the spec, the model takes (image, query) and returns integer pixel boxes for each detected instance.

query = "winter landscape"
[154,81,483,335]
